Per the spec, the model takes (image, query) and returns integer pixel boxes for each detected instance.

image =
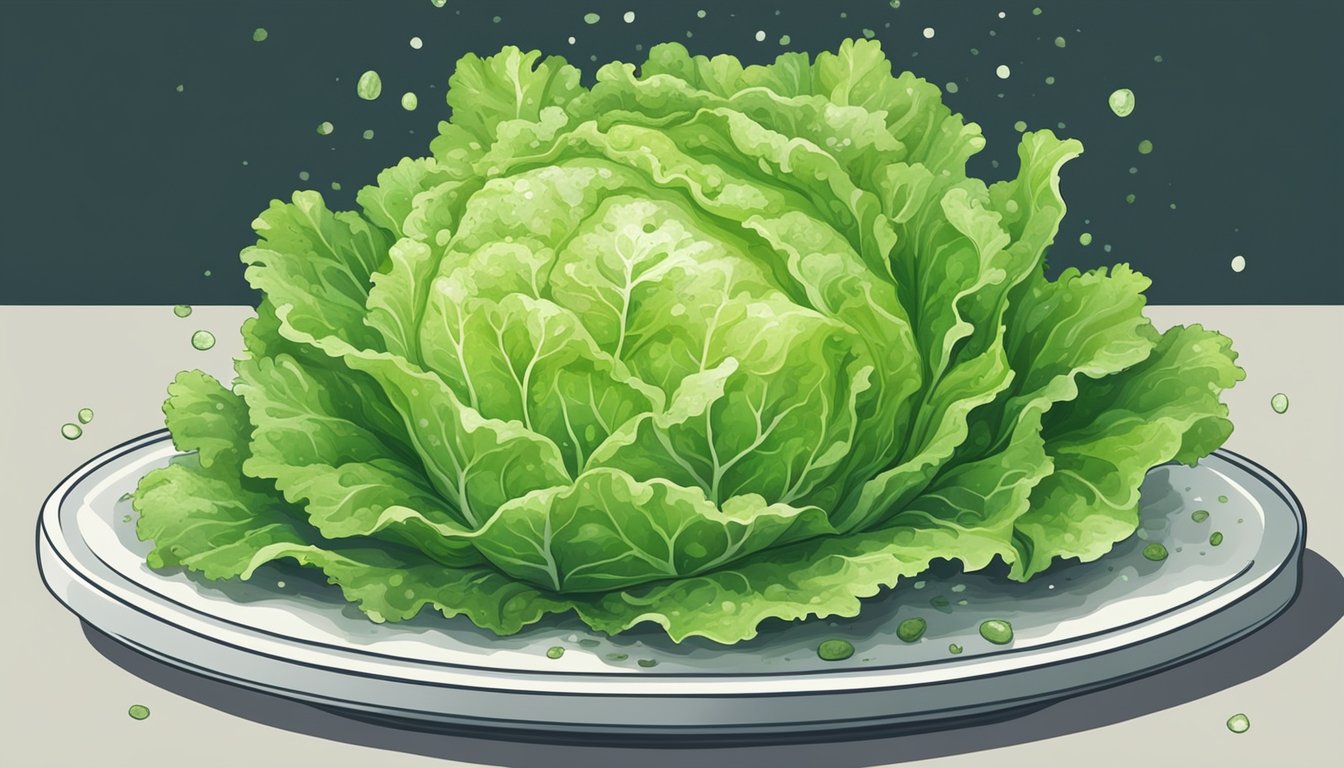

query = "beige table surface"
[2,305,1341,768]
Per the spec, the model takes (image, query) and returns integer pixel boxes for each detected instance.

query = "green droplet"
[584,12,600,24]
[817,639,855,661]
[203,269,212,277]
[127,704,150,720]
[979,619,1014,645]
[545,646,565,659]
[945,82,959,94]
[60,423,83,440]
[1013,120,1027,132]
[1079,232,1093,246]
[862,28,876,39]
[298,170,310,181]
[606,652,628,661]
[1108,88,1136,117]
[889,1,900,8]
[431,0,446,7]
[948,643,963,655]
[1270,393,1289,413]
[1125,193,1136,204]
[1054,36,1066,48]
[175,84,184,93]
[1210,531,1224,547]
[578,638,600,648]
[316,121,334,136]
[1045,75,1056,85]
[1218,495,1229,504]
[1192,509,1210,523]
[897,617,927,643]
[1142,543,1169,561]
[1227,713,1250,733]
[1032,6,1042,14]
[779,34,791,45]
[362,129,374,140]
[637,658,659,668]
[400,91,418,111]
[356,70,382,101]
[191,330,216,351]
[122,514,132,523]
[252,27,268,43]
[1154,54,1164,63]
[77,407,94,424]
[1138,139,1153,154]
[930,595,951,610]
[173,304,192,318]
[330,181,341,191]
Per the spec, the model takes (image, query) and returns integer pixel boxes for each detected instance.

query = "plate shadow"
[83,548,1343,768]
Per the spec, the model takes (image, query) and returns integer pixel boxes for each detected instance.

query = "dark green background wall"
[2,0,1340,304]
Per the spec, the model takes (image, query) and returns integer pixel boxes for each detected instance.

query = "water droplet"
[191,330,216,351]
[637,658,659,668]
[1014,120,1027,132]
[298,170,310,181]
[1055,36,1067,48]
[979,619,1014,645]
[1079,232,1093,246]
[1138,139,1153,154]
[1192,509,1210,523]
[409,36,423,49]
[61,423,83,440]
[1270,392,1289,413]
[923,27,935,39]
[1230,254,1246,272]
[1227,713,1250,733]
[1045,75,1056,85]
[995,64,1011,79]
[401,91,418,111]
[817,639,855,661]
[862,28,876,39]
[623,11,635,23]
[1108,88,1136,117]
[1142,543,1169,561]
[77,408,94,424]
[584,12,600,24]
[175,84,184,93]
[897,617,927,643]
[431,0,446,6]
[356,70,382,100]
[362,129,375,140]
[545,646,565,659]
[755,30,765,41]
[252,27,268,43]
[1033,6,1042,14]
[945,81,959,94]
[127,704,150,720]
[316,121,334,136]
[1210,531,1224,547]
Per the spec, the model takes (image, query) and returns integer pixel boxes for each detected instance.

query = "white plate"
[37,431,1304,742]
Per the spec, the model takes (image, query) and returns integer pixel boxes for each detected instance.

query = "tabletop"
[2,304,1340,768]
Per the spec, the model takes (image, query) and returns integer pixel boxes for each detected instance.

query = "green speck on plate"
[1270,393,1289,414]
[978,619,1013,645]
[1210,531,1224,547]
[356,70,382,101]
[1192,509,1210,523]
[61,423,82,440]
[1142,543,1169,561]
[401,91,418,111]
[817,639,854,661]
[122,514,132,523]
[1227,713,1250,733]
[127,704,150,720]
[1108,88,1136,117]
[1054,36,1066,48]
[948,643,963,655]
[191,330,216,351]
[606,652,628,661]
[1138,139,1153,154]
[173,304,192,318]
[545,646,565,659]
[896,617,927,643]
[637,658,659,668]
[1218,495,1229,504]
[1125,193,1136,204]
[175,84,184,92]
[362,129,375,140]
[1079,232,1093,246]
[862,28,876,39]
[316,121,334,135]
[252,27,268,43]
[578,638,600,648]
[584,12,600,24]
[930,595,951,609]
[77,407,94,424]
[431,0,446,7]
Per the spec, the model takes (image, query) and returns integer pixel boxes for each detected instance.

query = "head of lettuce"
[133,40,1242,644]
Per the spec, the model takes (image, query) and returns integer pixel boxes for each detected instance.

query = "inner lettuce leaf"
[133,41,1243,644]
